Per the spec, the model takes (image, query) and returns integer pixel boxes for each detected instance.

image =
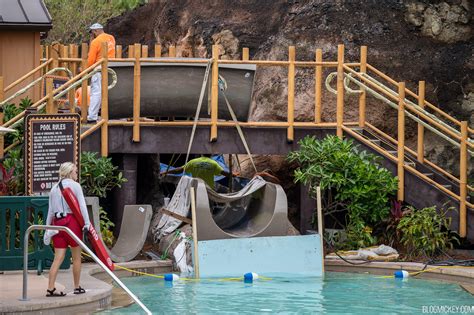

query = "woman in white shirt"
[45,162,91,297]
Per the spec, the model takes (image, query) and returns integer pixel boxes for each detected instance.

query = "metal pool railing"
[22,225,152,315]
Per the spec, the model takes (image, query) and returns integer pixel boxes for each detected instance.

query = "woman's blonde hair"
[58,162,75,179]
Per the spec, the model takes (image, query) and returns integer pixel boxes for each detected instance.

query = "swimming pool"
[102,272,473,314]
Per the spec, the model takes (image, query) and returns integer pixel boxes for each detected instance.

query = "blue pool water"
[102,272,473,314]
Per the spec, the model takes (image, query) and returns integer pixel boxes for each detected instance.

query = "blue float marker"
[244,272,259,282]
[164,273,180,281]
[394,270,409,278]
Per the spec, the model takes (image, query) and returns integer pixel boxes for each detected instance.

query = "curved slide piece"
[109,205,153,262]
[194,179,288,241]
[107,60,256,121]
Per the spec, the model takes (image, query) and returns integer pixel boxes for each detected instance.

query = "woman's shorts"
[52,215,82,248]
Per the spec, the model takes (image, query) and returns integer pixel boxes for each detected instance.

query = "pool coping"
[325,259,474,295]
[0,260,173,314]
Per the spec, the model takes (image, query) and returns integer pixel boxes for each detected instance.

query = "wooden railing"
[1,42,472,236]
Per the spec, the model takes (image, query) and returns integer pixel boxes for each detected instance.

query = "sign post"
[25,114,80,195]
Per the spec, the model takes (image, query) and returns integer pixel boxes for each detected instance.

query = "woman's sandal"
[46,288,66,297]
[74,286,86,294]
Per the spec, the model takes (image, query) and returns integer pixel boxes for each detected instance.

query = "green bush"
[288,135,398,247]
[1,147,25,195]
[3,97,32,147]
[80,151,127,197]
[397,206,458,258]
[44,0,147,44]
[99,207,115,247]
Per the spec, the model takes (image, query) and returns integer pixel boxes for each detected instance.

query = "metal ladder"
[22,225,152,314]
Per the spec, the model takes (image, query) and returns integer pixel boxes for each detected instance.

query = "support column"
[113,154,138,233]
[300,184,314,234]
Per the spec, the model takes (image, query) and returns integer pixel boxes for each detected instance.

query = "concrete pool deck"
[0,260,173,314]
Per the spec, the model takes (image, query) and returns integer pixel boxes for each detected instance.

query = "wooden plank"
[287,46,295,142]
[160,208,192,225]
[336,44,344,138]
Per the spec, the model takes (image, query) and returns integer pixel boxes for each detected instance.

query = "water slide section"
[108,59,256,121]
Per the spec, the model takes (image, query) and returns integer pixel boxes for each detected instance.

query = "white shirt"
[46,178,91,227]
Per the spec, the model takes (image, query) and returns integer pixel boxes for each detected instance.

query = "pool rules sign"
[25,114,80,195]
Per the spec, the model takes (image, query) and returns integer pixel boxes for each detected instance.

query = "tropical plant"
[99,207,115,247]
[1,147,25,196]
[3,97,32,147]
[80,151,127,197]
[288,135,397,229]
[397,206,458,258]
[44,0,147,44]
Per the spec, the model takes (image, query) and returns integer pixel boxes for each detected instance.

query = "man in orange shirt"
[75,86,90,107]
[87,23,115,123]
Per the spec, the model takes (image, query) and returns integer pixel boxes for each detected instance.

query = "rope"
[184,59,213,166]
[219,75,258,173]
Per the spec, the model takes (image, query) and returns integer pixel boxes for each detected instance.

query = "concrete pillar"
[113,154,138,233]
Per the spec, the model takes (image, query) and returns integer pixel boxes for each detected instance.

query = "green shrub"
[288,135,398,247]
[80,151,127,197]
[3,97,32,147]
[99,207,115,247]
[1,147,24,195]
[397,206,458,258]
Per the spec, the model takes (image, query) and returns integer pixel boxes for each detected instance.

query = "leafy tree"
[288,135,398,248]
[44,0,147,44]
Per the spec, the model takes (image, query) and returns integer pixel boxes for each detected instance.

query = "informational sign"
[25,114,80,195]
[41,75,69,103]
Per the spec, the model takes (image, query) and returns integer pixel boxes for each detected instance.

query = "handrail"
[4,59,52,92]
[22,225,152,315]
[1,67,74,107]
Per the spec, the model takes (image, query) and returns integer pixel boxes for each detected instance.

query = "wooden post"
[69,44,78,75]
[0,76,4,158]
[397,82,406,201]
[133,43,141,142]
[81,43,89,122]
[116,45,122,58]
[46,77,55,114]
[60,45,69,76]
[242,47,249,61]
[190,187,200,278]
[336,44,344,138]
[210,45,219,142]
[459,121,468,238]
[316,186,324,273]
[315,48,322,124]
[287,46,295,143]
[169,45,176,57]
[128,45,135,58]
[417,81,426,163]
[359,46,367,127]
[67,45,76,112]
[154,44,161,58]
[100,42,109,157]
[51,43,59,70]
[141,45,148,58]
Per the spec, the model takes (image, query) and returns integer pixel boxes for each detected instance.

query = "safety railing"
[2,42,472,236]
[22,225,152,314]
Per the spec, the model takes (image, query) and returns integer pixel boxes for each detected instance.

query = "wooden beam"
[336,44,344,138]
[210,45,219,142]
[397,82,406,201]
[133,43,141,142]
[128,45,135,58]
[459,121,468,237]
[242,47,249,61]
[287,46,295,143]
[0,77,4,159]
[417,81,425,163]
[141,45,148,58]
[160,208,192,225]
[169,45,176,57]
[116,45,122,58]
[315,48,322,123]
[359,46,367,127]
[46,77,55,114]
[100,42,109,157]
[81,43,89,122]
[154,44,161,58]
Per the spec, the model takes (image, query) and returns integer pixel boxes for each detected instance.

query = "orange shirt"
[87,33,116,67]
[75,86,90,106]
